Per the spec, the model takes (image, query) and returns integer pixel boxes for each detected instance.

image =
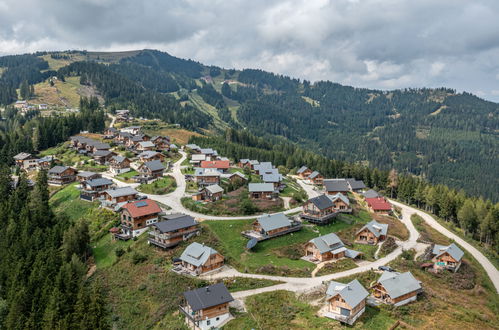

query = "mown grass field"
[203,217,360,277]
[50,183,98,222]
[137,176,177,195]
[116,170,138,182]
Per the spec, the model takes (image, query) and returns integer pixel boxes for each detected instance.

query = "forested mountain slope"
[0,49,497,200]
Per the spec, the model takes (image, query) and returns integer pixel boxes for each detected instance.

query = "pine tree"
[19,80,30,100]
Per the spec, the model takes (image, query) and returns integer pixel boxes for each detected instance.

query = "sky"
[1,0,499,101]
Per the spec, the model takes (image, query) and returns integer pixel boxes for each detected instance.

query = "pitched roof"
[138,151,159,159]
[14,152,33,160]
[257,213,291,232]
[249,160,259,165]
[200,148,215,154]
[191,154,206,161]
[309,233,345,254]
[142,160,165,171]
[365,197,392,211]
[200,160,230,169]
[138,141,155,148]
[248,183,275,192]
[432,243,464,262]
[185,144,200,150]
[346,178,366,190]
[48,165,70,174]
[323,179,350,192]
[183,283,234,312]
[77,171,99,178]
[262,173,281,183]
[308,171,321,179]
[326,279,369,307]
[327,193,350,206]
[93,150,113,157]
[229,172,247,180]
[180,242,219,267]
[297,166,309,174]
[121,199,161,218]
[377,271,421,299]
[111,155,128,164]
[205,184,224,194]
[153,215,198,233]
[194,168,221,177]
[357,220,388,237]
[84,178,113,188]
[254,162,273,172]
[239,159,250,164]
[308,195,335,210]
[363,189,380,198]
[92,142,110,150]
[105,186,138,198]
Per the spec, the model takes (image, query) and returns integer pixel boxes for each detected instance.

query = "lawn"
[39,143,90,166]
[116,170,138,182]
[203,219,358,277]
[49,182,99,222]
[92,234,134,268]
[315,258,358,276]
[216,277,283,293]
[137,176,177,195]
[351,243,378,261]
[411,214,451,245]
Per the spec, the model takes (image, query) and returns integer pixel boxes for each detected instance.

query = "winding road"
[103,147,499,295]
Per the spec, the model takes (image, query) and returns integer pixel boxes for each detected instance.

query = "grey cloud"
[0,0,498,101]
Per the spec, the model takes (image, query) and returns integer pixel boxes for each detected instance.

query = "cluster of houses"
[14,100,48,112]
[14,152,54,172]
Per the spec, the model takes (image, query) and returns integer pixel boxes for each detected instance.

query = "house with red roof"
[200,160,230,173]
[365,197,392,215]
[117,199,162,238]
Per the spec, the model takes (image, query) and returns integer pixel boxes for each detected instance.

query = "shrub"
[115,248,125,258]
[131,252,147,264]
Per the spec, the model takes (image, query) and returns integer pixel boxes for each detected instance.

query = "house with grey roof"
[138,150,165,163]
[346,178,366,192]
[297,165,312,178]
[92,149,116,164]
[194,168,221,187]
[136,160,165,182]
[248,182,277,199]
[308,171,324,185]
[355,220,388,245]
[190,153,207,165]
[323,279,369,325]
[47,166,77,185]
[304,233,361,262]
[176,242,224,276]
[185,144,201,152]
[79,178,114,201]
[238,158,250,167]
[180,283,234,330]
[363,189,380,199]
[431,243,464,272]
[243,213,302,241]
[109,155,131,175]
[102,186,139,208]
[327,193,352,213]
[149,215,199,249]
[371,271,422,306]
[253,162,274,175]
[262,172,282,188]
[324,179,350,195]
[301,195,338,224]
[201,184,224,202]
[76,171,101,182]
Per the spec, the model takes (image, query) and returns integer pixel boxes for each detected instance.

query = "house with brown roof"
[148,214,199,249]
[180,283,234,330]
[365,197,392,214]
[117,199,162,239]
[355,220,388,245]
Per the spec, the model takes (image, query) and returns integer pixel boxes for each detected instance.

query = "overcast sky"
[1,0,499,101]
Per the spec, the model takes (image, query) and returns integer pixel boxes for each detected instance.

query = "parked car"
[378,266,394,272]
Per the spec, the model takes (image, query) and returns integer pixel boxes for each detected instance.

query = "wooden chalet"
[248,183,277,199]
[102,186,138,208]
[308,171,324,185]
[301,195,337,224]
[304,233,361,262]
[194,168,221,187]
[190,154,207,166]
[115,109,130,122]
[120,126,142,135]
[79,178,114,201]
[126,135,144,148]
[261,171,282,189]
[431,243,464,272]
[176,242,224,276]
[365,197,392,215]
[150,136,170,150]
[237,159,250,168]
[92,150,116,165]
[47,166,77,185]
[180,283,234,330]
[117,199,162,239]
[13,152,35,168]
[138,151,165,163]
[324,280,369,325]
[135,140,156,152]
[324,179,350,195]
[253,162,274,175]
[228,172,247,184]
[328,193,352,213]
[355,220,388,245]
[137,160,165,181]
[109,156,131,175]
[243,213,302,241]
[76,171,101,182]
[346,178,366,192]
[297,165,313,179]
[104,127,118,138]
[201,184,224,202]
[148,214,199,249]
[371,271,422,306]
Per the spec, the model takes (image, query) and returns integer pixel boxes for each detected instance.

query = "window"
[206,320,210,326]
[216,317,220,321]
